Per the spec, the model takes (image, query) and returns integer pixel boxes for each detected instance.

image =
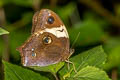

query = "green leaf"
[103,37,120,70]
[0,28,9,35]
[3,60,49,80]
[30,62,64,74]
[71,46,106,69]
[59,46,107,78]
[66,66,110,80]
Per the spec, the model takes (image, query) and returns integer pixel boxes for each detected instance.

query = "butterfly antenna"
[71,32,80,49]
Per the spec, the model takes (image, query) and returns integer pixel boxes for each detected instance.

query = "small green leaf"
[0,28,9,35]
[59,46,107,78]
[3,60,49,80]
[30,62,64,74]
[66,66,110,80]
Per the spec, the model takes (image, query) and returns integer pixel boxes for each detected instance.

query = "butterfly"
[17,9,74,67]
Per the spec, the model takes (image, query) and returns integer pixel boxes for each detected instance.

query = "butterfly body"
[17,9,73,66]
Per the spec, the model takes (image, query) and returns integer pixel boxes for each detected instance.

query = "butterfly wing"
[17,9,70,66]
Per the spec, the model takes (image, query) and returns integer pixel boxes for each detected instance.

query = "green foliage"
[1,0,120,79]
[7,12,33,61]
[66,66,110,80]
[59,46,107,79]
[103,37,120,70]
[9,29,30,61]
[56,2,76,25]
[3,60,49,80]
[69,12,108,46]
[0,0,33,7]
[0,28,9,35]
[3,46,111,80]
[21,12,33,24]
[70,46,106,69]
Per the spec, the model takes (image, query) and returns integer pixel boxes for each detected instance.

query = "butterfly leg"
[66,48,77,73]
[66,49,74,71]
[65,60,77,73]
[67,59,70,70]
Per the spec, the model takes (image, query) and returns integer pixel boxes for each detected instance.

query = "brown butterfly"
[17,9,74,66]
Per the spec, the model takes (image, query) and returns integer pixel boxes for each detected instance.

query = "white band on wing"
[34,25,69,38]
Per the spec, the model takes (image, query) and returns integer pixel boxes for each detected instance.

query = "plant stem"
[111,68,117,80]
[53,73,59,80]
[0,7,9,80]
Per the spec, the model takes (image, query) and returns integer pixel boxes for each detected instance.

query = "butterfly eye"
[31,48,36,57]
[47,16,54,24]
[43,36,52,44]
[32,52,36,57]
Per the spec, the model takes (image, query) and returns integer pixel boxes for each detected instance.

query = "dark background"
[0,0,120,80]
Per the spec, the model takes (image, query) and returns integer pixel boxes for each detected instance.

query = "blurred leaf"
[65,66,110,80]
[0,0,4,7]
[104,46,120,70]
[103,37,120,53]
[21,12,33,24]
[115,4,120,18]
[12,0,33,7]
[7,12,33,61]
[9,29,30,61]
[69,20,105,46]
[0,28,9,35]
[3,60,49,80]
[69,12,109,47]
[55,2,76,25]
[7,12,33,31]
[103,37,120,70]
[0,0,9,7]
[30,62,64,74]
[57,3,76,21]
[59,46,107,78]
[0,0,33,7]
